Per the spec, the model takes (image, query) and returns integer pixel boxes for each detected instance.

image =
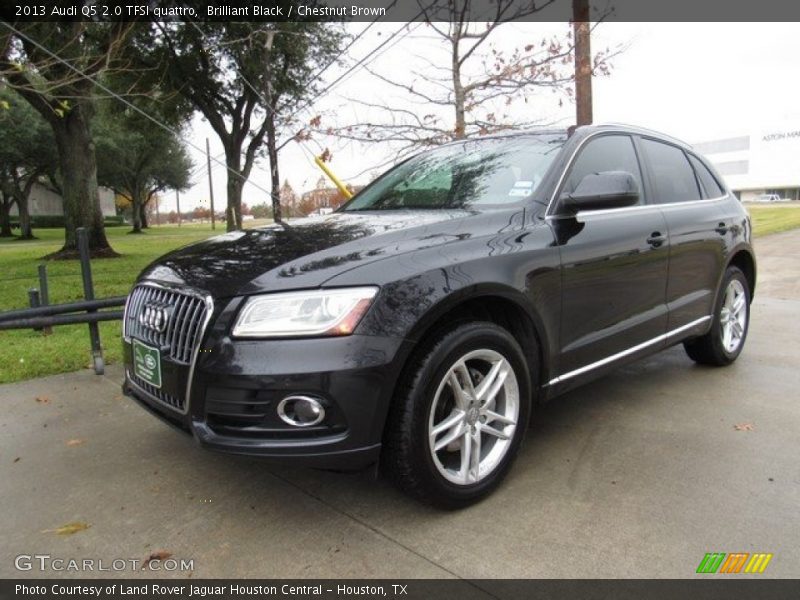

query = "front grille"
[128,369,184,411]
[124,284,209,364]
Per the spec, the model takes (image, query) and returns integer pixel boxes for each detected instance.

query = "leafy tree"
[1,18,134,257]
[131,16,344,229]
[94,102,192,233]
[0,89,58,239]
[250,203,272,219]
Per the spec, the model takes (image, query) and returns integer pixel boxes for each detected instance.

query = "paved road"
[1,231,799,579]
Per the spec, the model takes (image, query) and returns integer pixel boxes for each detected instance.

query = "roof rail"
[594,122,692,147]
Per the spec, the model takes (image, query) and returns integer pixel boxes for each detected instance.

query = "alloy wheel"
[427,349,520,485]
[720,279,747,353]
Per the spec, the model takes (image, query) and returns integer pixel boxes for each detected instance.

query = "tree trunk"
[265,113,282,224]
[129,190,143,233]
[48,104,117,258]
[451,38,466,140]
[0,196,13,237]
[140,203,149,229]
[224,149,243,232]
[16,195,34,239]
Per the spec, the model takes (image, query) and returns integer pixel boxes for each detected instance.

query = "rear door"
[638,138,728,331]
[551,134,670,380]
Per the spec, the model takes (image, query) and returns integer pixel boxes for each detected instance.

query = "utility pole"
[206,137,216,230]
[175,189,181,227]
[263,30,283,224]
[573,0,593,127]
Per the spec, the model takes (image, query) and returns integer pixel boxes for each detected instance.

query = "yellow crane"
[314,155,353,200]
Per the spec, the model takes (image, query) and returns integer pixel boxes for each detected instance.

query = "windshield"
[341,134,566,211]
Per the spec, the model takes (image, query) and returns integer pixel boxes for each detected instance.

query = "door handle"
[715,222,729,235]
[647,232,666,248]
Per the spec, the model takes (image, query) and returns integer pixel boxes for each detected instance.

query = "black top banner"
[2,0,800,23]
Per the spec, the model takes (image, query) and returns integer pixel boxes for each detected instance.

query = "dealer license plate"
[132,339,162,388]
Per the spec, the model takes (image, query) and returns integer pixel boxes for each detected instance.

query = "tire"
[383,321,532,509]
[684,266,751,366]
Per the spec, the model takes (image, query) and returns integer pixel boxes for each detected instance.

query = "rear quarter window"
[688,154,725,198]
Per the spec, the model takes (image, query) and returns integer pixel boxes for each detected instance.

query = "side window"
[641,139,701,204]
[562,135,644,203]
[688,154,724,198]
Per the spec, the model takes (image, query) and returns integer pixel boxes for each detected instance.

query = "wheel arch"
[396,285,551,403]
[727,246,756,300]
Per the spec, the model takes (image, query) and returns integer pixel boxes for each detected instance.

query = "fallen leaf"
[143,550,172,568]
[35,396,50,404]
[733,423,754,431]
[66,439,86,447]
[42,522,90,536]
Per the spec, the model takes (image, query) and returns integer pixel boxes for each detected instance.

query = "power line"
[184,16,420,192]
[289,21,422,125]
[186,19,326,175]
[0,19,275,199]
[276,15,384,111]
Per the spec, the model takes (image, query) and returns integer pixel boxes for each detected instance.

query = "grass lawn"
[746,203,800,237]
[0,221,271,384]
[1,205,799,384]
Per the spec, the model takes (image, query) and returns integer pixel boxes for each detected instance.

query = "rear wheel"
[684,266,750,366]
[384,322,532,509]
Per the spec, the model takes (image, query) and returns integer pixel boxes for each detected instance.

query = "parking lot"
[1,230,799,579]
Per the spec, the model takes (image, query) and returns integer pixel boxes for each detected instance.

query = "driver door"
[549,134,670,382]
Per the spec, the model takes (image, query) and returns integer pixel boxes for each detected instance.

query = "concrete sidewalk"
[1,231,799,579]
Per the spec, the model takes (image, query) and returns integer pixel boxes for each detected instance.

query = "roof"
[434,123,691,149]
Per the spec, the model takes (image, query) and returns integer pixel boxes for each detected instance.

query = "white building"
[9,182,117,217]
[693,124,800,202]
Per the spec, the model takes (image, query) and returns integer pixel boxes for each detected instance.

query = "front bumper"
[122,330,410,470]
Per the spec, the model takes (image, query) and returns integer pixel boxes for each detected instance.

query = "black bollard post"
[77,228,104,375]
[28,288,42,332]
[37,264,52,335]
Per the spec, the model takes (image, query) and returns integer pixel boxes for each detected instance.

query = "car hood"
[138,209,521,297]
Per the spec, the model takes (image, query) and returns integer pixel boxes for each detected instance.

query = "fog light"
[277,395,326,427]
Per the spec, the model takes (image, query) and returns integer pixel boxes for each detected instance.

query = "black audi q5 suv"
[122,124,755,508]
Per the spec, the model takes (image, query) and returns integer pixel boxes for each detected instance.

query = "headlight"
[232,287,378,338]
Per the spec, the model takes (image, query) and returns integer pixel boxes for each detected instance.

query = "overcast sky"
[171,22,800,213]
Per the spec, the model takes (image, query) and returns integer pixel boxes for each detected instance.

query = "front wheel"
[383,322,532,509]
[684,266,751,366]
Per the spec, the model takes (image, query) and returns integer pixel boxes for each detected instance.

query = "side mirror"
[560,171,640,212]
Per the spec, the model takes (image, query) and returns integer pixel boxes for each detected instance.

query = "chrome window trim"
[545,129,731,219]
[123,281,214,416]
[567,195,728,222]
[547,315,711,386]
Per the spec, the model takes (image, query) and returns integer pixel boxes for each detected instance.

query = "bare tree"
[321,0,615,163]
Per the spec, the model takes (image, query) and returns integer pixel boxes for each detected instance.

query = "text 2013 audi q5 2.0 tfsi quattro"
[122,124,755,508]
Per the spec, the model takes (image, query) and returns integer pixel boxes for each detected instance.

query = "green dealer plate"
[132,339,162,388]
